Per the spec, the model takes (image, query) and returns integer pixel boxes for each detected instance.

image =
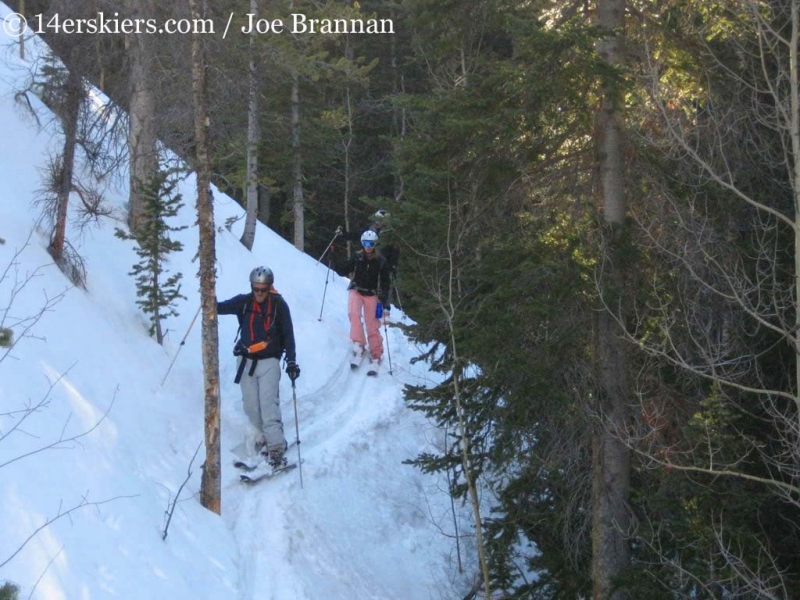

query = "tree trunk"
[789,0,800,420]
[257,184,270,225]
[49,63,81,263]
[343,37,355,259]
[291,69,304,251]
[153,265,163,345]
[19,0,25,60]
[126,0,158,237]
[240,0,259,251]
[390,6,405,202]
[592,0,631,598]
[443,57,490,597]
[189,0,222,516]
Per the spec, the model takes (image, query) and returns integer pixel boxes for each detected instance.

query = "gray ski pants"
[238,357,286,452]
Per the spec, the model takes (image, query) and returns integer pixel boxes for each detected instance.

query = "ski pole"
[316,227,342,267]
[384,319,394,376]
[391,273,404,313]
[161,304,202,386]
[318,253,333,321]
[291,380,304,489]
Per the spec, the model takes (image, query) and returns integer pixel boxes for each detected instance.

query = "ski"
[234,460,259,472]
[350,344,365,370]
[366,358,381,377]
[239,460,303,484]
[233,440,298,471]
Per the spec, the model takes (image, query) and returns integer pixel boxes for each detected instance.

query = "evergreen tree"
[394,0,601,595]
[116,169,187,345]
[0,582,19,600]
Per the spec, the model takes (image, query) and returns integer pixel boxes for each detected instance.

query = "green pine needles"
[116,169,187,345]
[0,582,19,600]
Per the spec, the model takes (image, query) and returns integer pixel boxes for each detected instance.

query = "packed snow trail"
[213,250,449,600]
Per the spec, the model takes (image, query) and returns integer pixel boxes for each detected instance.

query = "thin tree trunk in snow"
[291,69,304,251]
[19,0,25,60]
[49,63,81,263]
[240,0,259,251]
[126,0,158,237]
[592,0,631,598]
[443,190,490,597]
[153,265,163,345]
[189,0,222,515]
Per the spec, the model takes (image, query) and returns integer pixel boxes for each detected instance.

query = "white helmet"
[249,266,274,286]
[373,209,390,222]
[361,230,379,246]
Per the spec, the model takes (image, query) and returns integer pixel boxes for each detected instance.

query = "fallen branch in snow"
[0,492,138,569]
[0,367,72,445]
[162,440,203,541]
[0,382,118,470]
[0,383,133,571]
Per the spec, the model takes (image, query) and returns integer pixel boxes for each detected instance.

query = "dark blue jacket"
[217,290,296,362]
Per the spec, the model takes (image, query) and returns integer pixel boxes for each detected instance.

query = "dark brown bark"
[291,70,304,251]
[240,0,259,251]
[591,0,631,598]
[189,0,221,515]
[49,62,82,263]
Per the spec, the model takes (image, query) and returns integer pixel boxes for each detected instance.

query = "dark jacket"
[347,250,391,309]
[217,290,296,362]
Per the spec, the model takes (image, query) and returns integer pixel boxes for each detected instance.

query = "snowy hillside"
[0,12,474,600]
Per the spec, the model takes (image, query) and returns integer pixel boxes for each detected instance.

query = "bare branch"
[0,493,138,569]
[162,440,203,541]
[0,384,118,471]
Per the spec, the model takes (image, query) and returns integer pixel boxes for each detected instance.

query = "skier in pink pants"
[346,230,391,375]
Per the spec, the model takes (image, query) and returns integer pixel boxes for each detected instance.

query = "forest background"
[3,0,800,598]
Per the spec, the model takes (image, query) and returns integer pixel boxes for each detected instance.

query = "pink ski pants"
[348,289,383,360]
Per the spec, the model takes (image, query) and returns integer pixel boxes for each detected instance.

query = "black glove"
[286,361,301,381]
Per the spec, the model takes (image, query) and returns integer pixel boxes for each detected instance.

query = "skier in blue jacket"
[217,266,300,468]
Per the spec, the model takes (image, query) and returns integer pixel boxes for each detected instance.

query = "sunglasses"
[362,240,375,248]
[252,286,269,294]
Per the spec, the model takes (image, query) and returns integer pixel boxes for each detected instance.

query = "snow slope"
[0,11,474,600]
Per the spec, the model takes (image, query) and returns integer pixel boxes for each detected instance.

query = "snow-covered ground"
[0,8,475,598]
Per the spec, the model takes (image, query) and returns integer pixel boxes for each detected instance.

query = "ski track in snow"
[223,338,428,600]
